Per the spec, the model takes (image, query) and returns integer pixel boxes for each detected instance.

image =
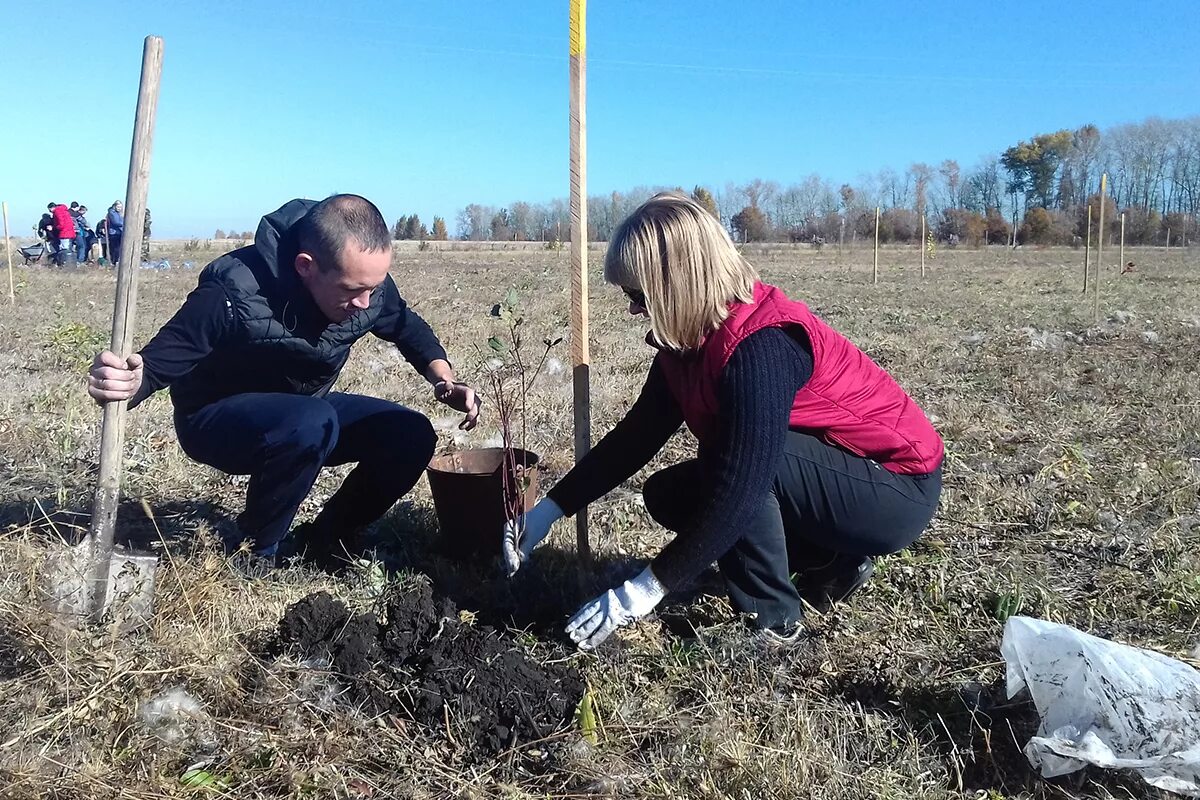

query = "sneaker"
[756,620,807,649]
[798,557,874,612]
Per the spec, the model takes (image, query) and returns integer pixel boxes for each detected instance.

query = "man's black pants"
[175,392,437,554]
[642,431,942,629]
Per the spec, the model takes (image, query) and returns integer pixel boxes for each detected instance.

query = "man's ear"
[294,252,317,279]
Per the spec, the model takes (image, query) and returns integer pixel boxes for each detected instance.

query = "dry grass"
[2,242,1199,799]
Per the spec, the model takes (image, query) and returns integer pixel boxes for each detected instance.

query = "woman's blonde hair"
[604,191,758,350]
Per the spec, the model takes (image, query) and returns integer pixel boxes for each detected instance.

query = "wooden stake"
[568,1,591,566]
[1083,204,1091,295]
[920,213,926,278]
[1119,212,1125,274]
[3,202,12,304]
[1093,174,1106,323]
[872,206,880,285]
[1165,227,1170,250]
[88,35,164,618]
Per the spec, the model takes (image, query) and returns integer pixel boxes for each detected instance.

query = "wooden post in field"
[920,213,926,278]
[568,0,591,566]
[3,202,12,304]
[88,35,164,619]
[1093,174,1106,323]
[872,206,880,285]
[1083,204,1091,295]
[1120,212,1126,274]
[838,216,845,259]
[1165,227,1170,250]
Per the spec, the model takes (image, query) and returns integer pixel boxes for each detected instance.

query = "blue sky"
[4,0,1197,238]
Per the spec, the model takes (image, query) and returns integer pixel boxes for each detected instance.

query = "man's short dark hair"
[295,194,391,272]
[47,203,55,210]
[70,202,79,209]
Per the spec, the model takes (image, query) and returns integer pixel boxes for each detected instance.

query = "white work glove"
[566,566,666,650]
[502,498,565,576]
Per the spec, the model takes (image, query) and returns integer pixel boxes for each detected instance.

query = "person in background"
[79,206,98,262]
[49,202,77,266]
[106,201,125,266]
[95,216,109,263]
[37,213,55,246]
[142,207,152,261]
[505,192,944,650]
[71,203,92,264]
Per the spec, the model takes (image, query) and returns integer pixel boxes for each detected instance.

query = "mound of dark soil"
[271,584,585,757]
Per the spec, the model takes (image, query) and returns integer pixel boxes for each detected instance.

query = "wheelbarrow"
[19,242,47,265]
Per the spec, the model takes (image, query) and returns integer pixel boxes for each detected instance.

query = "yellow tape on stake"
[569,0,586,56]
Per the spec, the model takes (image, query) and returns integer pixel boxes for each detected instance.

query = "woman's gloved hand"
[501,498,565,576]
[566,566,666,650]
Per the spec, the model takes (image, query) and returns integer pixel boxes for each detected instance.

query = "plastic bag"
[1001,616,1200,796]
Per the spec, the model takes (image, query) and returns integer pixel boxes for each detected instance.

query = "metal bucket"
[426,447,539,560]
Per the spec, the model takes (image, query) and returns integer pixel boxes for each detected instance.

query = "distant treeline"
[444,115,1200,247]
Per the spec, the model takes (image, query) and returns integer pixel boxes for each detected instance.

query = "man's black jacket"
[130,199,447,414]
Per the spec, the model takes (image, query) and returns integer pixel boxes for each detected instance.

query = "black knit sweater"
[548,327,813,590]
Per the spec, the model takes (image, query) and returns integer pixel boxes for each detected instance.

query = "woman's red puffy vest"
[655,282,944,475]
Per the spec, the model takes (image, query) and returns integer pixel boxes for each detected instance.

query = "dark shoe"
[286,522,362,572]
[221,527,280,559]
[798,556,874,612]
[225,548,281,579]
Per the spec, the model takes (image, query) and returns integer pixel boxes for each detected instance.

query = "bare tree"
[877,166,912,209]
[509,201,537,241]
[456,204,493,240]
[739,178,779,211]
[909,162,933,220]
[936,159,961,217]
[963,156,1005,215]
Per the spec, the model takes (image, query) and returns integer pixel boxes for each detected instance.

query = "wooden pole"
[1119,212,1125,273]
[1083,204,1091,295]
[1093,174,1106,323]
[568,1,591,566]
[88,35,164,618]
[1165,227,1170,250]
[3,202,12,304]
[920,213,926,278]
[872,206,880,285]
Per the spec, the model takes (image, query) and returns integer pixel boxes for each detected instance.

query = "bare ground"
[1,242,1198,799]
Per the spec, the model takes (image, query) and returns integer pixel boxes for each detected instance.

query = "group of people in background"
[36,201,150,267]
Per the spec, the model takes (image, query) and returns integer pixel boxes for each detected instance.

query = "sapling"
[482,288,562,526]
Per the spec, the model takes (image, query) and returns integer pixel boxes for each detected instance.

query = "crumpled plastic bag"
[1001,616,1200,796]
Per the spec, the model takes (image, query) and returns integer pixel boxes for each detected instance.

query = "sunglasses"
[622,286,647,308]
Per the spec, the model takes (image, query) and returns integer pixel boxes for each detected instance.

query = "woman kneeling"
[505,192,943,650]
